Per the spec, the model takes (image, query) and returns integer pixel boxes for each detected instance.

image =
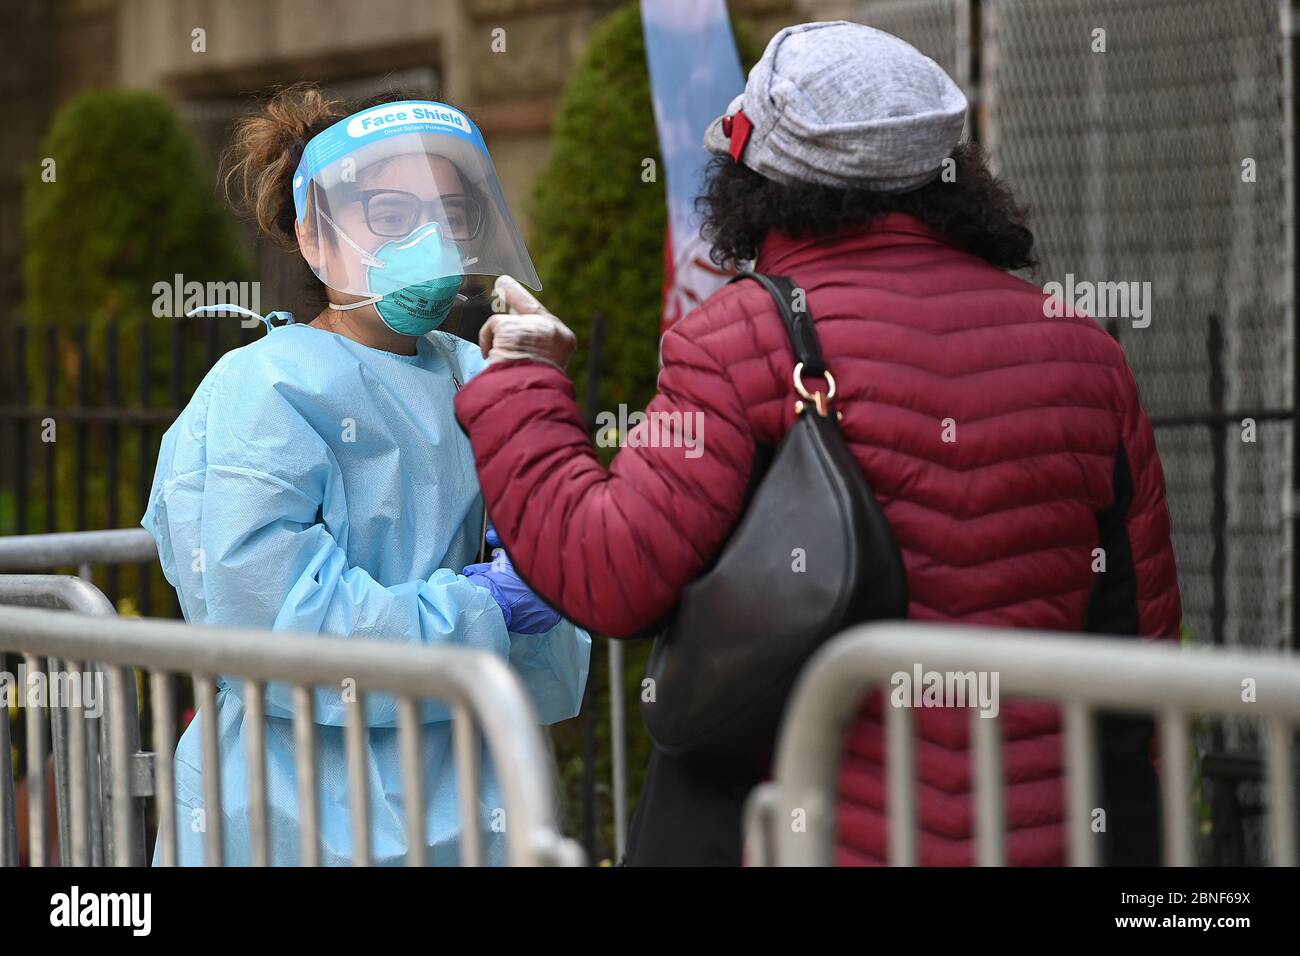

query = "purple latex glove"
[462,525,561,635]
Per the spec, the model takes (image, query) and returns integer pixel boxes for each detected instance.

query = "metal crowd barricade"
[0,528,158,584]
[0,574,151,866]
[0,529,159,867]
[746,622,1300,867]
[0,602,584,866]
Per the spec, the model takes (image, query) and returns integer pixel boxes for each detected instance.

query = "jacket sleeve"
[454,314,757,637]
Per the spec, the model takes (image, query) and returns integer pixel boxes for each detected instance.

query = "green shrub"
[22,88,251,407]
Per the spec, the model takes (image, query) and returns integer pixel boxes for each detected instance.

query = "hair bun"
[221,83,344,250]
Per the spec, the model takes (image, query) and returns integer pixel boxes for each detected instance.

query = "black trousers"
[624,746,760,866]
[624,719,1161,867]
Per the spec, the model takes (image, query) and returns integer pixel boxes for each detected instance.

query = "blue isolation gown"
[141,322,591,866]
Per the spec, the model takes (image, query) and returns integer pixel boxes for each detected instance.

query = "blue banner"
[641,0,746,327]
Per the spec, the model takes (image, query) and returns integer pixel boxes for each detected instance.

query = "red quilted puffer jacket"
[456,212,1181,865]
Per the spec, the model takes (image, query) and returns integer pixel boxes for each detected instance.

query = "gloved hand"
[462,525,562,635]
[478,275,577,371]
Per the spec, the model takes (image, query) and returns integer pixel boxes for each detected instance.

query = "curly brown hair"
[696,141,1038,273]
[221,84,335,251]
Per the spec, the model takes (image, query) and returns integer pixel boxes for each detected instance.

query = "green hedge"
[22,88,251,405]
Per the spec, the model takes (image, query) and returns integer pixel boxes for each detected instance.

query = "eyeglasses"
[356,188,484,241]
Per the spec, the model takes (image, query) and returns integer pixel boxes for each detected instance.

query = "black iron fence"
[1117,311,1300,867]
[0,315,261,615]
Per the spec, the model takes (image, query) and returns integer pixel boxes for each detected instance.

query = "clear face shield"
[292,101,540,332]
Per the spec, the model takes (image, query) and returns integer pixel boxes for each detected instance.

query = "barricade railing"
[0,528,158,583]
[746,622,1300,866]
[0,531,158,866]
[0,603,584,866]
[0,573,149,866]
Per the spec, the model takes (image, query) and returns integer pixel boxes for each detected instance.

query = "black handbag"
[640,271,909,775]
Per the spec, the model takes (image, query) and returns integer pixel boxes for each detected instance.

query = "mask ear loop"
[310,208,386,313]
[317,207,385,268]
[328,295,383,313]
[315,208,470,313]
[329,292,470,313]
[185,304,294,331]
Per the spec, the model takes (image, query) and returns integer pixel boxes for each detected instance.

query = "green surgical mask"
[326,219,465,336]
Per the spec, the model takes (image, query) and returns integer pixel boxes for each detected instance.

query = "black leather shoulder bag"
[640,271,909,774]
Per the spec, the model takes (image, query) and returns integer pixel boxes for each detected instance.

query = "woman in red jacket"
[456,22,1180,865]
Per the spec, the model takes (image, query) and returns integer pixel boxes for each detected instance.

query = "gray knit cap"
[704,21,968,193]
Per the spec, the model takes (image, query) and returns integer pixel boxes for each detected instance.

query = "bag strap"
[728,271,827,376]
[729,271,838,417]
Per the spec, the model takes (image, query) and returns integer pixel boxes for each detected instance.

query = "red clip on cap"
[724,109,754,164]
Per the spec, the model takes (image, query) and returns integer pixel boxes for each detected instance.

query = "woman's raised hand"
[478,275,577,371]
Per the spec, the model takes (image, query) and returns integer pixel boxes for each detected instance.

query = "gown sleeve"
[452,336,591,725]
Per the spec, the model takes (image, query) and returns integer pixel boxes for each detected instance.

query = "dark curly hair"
[696,141,1037,273]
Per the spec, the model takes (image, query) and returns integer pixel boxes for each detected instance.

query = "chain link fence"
[855,0,1295,864]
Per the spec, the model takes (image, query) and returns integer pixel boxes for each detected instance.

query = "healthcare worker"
[142,84,590,866]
